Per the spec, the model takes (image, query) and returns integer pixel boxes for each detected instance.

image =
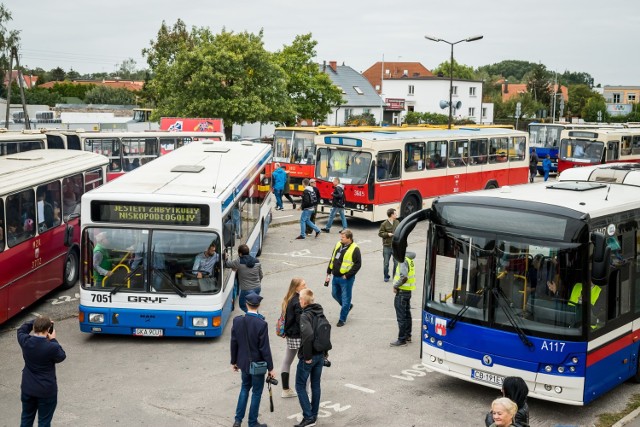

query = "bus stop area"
[1,211,639,426]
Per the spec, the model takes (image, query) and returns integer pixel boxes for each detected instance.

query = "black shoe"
[232,422,241,427]
[336,320,345,327]
[390,340,408,347]
[294,417,316,427]
[349,303,353,312]
[321,228,330,233]
[406,336,412,343]
[292,203,297,210]
[255,423,267,427]
[315,231,320,238]
[296,235,305,240]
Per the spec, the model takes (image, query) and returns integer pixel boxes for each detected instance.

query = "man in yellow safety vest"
[325,229,362,327]
[390,251,416,347]
[568,282,605,329]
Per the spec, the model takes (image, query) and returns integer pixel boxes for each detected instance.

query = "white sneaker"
[281,388,298,398]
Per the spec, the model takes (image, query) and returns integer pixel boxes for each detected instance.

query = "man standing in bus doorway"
[390,251,416,347]
[17,316,66,427]
[379,208,399,282]
[529,148,539,183]
[93,232,113,287]
[230,293,274,427]
[272,163,287,211]
[225,244,263,313]
[326,229,362,327]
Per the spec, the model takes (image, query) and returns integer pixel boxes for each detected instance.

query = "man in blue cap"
[230,292,275,427]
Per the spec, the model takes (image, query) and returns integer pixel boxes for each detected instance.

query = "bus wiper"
[492,287,534,349]
[155,268,186,298]
[448,291,482,330]
[110,265,142,295]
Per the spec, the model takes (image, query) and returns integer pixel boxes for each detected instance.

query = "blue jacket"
[542,158,552,172]
[230,313,273,373]
[272,167,287,191]
[17,321,66,398]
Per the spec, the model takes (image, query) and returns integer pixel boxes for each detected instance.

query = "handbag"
[242,316,268,376]
[275,312,286,338]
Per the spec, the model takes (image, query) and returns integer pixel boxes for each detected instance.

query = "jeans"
[295,353,324,420]
[325,207,347,230]
[331,275,355,322]
[300,209,320,237]
[394,290,412,341]
[235,370,266,427]
[21,393,57,427]
[544,170,550,181]
[383,246,398,280]
[274,189,284,209]
[239,286,261,313]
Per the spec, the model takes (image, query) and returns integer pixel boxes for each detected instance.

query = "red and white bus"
[557,128,640,173]
[44,130,224,180]
[0,149,108,324]
[314,128,529,221]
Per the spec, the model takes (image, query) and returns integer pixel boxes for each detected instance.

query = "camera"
[48,322,54,334]
[323,358,331,368]
[324,277,330,287]
[265,376,278,386]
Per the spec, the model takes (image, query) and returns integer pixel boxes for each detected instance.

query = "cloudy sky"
[8,0,638,86]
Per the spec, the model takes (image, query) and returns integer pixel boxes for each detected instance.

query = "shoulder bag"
[243,315,268,375]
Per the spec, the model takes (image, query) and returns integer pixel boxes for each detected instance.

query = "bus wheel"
[400,195,421,218]
[485,182,498,190]
[62,250,79,289]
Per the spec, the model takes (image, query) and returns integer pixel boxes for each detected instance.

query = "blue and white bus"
[78,139,273,337]
[394,162,640,405]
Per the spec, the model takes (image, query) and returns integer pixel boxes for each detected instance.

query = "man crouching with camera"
[294,288,332,427]
[230,292,275,427]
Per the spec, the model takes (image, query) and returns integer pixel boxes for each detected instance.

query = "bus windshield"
[529,124,563,148]
[316,148,372,184]
[560,138,603,163]
[428,226,586,337]
[84,227,222,295]
[273,131,315,164]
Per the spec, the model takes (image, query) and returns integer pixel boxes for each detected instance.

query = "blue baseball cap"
[245,292,263,306]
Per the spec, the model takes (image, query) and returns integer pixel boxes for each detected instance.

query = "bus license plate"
[471,369,504,386]
[134,328,163,337]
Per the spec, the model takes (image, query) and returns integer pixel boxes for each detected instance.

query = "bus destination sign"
[91,201,209,226]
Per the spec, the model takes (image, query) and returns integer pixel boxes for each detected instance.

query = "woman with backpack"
[279,277,306,398]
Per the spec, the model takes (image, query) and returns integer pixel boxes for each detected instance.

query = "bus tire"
[485,181,499,190]
[400,193,421,219]
[62,249,79,289]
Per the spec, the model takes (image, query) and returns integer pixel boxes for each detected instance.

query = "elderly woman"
[485,376,530,426]
[489,397,518,427]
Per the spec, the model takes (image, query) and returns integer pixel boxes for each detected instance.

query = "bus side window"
[0,198,4,252]
[6,189,36,247]
[36,182,61,232]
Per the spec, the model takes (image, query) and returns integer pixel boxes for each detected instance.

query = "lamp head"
[465,35,484,42]
[424,35,441,42]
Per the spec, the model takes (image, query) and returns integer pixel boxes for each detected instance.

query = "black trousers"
[394,290,412,341]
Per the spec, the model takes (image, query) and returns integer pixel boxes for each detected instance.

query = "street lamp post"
[424,34,483,129]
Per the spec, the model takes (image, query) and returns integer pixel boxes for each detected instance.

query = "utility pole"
[4,50,13,127]
[11,47,30,130]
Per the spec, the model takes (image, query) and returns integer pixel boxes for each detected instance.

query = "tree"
[526,64,552,107]
[66,68,80,80]
[273,34,342,125]
[144,23,290,139]
[84,85,136,104]
[504,92,544,121]
[567,84,598,118]
[345,113,376,126]
[560,70,592,86]
[432,59,476,80]
[581,96,609,122]
[9,86,61,106]
[0,4,20,95]
[51,82,96,100]
[476,60,538,83]
[49,67,66,82]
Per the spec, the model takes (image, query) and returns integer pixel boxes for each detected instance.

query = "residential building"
[4,70,38,88]
[322,61,383,125]
[603,85,639,116]
[363,62,433,95]
[501,81,568,103]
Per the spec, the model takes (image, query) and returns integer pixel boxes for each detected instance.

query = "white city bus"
[78,140,273,337]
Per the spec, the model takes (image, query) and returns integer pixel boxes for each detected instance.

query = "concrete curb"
[613,407,640,427]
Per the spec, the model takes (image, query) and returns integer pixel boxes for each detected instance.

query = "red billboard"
[160,117,224,132]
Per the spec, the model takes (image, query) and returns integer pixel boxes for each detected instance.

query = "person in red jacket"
[17,316,66,427]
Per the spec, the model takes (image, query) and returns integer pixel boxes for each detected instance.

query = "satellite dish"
[454,101,462,110]
[439,100,449,109]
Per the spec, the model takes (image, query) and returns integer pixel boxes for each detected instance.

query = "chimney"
[329,61,337,72]
[504,80,509,93]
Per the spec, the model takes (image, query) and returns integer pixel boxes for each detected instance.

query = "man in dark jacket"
[321,177,348,233]
[529,148,539,183]
[294,289,327,427]
[297,178,321,240]
[18,316,67,427]
[225,244,263,313]
[230,292,274,427]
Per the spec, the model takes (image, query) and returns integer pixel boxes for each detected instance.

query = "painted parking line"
[345,383,375,394]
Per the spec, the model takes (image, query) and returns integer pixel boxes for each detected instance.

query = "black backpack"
[305,188,318,206]
[333,186,345,208]
[312,313,332,353]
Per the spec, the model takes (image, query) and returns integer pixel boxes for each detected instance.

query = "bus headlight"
[89,313,104,323]
[192,317,208,327]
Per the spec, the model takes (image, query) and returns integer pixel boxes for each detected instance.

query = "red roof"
[4,70,38,88]
[38,79,143,91]
[363,62,433,94]
[501,82,568,102]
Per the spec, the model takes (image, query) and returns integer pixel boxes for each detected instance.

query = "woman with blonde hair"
[489,397,518,427]
[280,277,306,397]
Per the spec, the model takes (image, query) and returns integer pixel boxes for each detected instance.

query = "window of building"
[452,86,458,96]
[613,93,621,103]
[469,87,476,96]
[629,93,637,103]
[482,107,487,118]
[408,85,415,95]
[468,108,475,117]
[353,86,364,95]
[344,109,353,122]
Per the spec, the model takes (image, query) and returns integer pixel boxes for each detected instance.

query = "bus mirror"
[224,221,236,249]
[591,232,610,286]
[392,209,430,263]
[64,224,74,247]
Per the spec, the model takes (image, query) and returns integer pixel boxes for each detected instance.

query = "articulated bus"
[314,128,528,221]
[78,140,273,337]
[393,162,640,405]
[558,128,640,173]
[273,125,513,195]
[0,150,108,324]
